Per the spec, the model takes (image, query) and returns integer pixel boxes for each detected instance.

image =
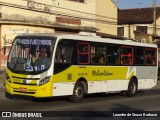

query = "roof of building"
[96,32,126,40]
[118,7,160,25]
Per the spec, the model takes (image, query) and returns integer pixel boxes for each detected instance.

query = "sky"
[114,0,160,9]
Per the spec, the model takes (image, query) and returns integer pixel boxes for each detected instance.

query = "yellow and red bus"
[5,34,158,102]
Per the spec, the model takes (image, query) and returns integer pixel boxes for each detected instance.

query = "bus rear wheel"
[125,78,137,97]
[69,81,85,103]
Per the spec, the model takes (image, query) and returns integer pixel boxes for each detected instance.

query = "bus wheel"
[69,81,85,103]
[125,78,137,97]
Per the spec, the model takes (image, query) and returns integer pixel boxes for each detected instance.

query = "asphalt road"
[0,81,160,119]
[0,85,160,111]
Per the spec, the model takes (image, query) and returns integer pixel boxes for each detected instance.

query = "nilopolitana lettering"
[92,70,113,77]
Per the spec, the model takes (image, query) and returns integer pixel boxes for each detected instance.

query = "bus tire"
[69,81,85,103]
[125,78,137,97]
[81,81,88,94]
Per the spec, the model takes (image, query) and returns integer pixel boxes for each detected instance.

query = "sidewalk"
[0,70,5,82]
[0,82,4,91]
[0,70,5,91]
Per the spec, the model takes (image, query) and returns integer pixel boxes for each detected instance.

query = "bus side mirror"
[4,46,6,55]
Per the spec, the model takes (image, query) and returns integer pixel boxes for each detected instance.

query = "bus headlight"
[6,73,11,83]
[39,76,50,86]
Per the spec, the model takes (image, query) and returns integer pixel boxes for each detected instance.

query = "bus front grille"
[13,88,36,94]
[13,90,35,94]
[12,76,39,86]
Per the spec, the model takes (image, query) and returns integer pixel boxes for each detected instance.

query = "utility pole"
[153,0,157,36]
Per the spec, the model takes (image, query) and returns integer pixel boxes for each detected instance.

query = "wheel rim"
[75,86,83,98]
[130,82,136,94]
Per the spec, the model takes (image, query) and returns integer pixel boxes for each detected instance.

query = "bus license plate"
[19,87,27,92]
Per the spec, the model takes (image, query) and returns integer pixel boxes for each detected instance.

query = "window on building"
[121,46,133,65]
[69,0,85,3]
[136,26,148,33]
[117,27,124,37]
[134,48,144,65]
[145,48,156,65]
[91,45,106,64]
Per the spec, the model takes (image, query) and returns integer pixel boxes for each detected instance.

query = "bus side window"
[107,46,120,65]
[91,45,106,64]
[78,42,90,64]
[121,46,133,65]
[134,48,144,65]
[145,49,156,65]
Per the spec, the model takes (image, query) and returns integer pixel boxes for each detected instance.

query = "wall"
[0,0,96,29]
[96,0,117,35]
[1,25,55,46]
[134,31,152,43]
[121,24,154,42]
[119,17,160,42]
[156,17,160,36]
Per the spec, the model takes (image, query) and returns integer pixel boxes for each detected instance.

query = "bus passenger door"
[53,40,74,95]
[54,40,73,74]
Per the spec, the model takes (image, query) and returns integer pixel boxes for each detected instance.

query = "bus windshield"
[7,36,55,74]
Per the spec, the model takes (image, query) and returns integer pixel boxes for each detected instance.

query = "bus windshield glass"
[7,36,55,74]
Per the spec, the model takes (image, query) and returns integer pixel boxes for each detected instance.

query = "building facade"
[0,0,97,70]
[96,0,118,37]
[118,7,160,43]
[0,0,119,70]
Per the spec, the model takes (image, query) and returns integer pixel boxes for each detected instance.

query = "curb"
[0,82,5,94]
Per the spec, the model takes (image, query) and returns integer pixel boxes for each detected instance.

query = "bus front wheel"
[69,81,85,103]
[125,78,137,97]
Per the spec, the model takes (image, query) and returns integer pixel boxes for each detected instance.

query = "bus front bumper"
[5,81,53,98]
